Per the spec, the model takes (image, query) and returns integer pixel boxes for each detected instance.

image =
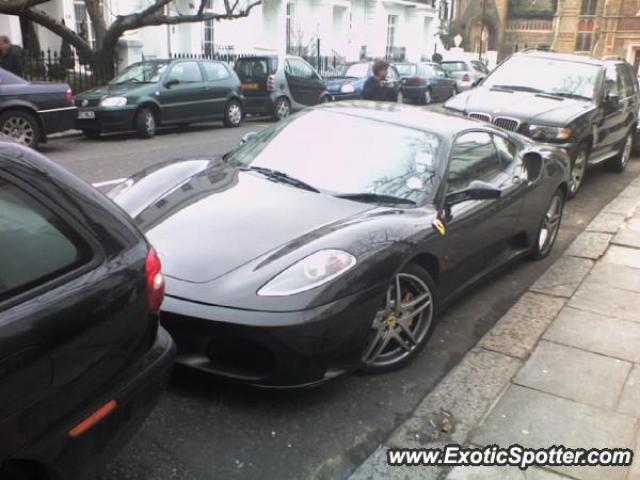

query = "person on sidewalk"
[362,59,397,102]
[0,36,23,77]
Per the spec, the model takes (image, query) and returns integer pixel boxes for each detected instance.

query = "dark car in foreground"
[0,67,76,148]
[109,102,570,387]
[395,62,457,104]
[234,55,329,120]
[445,51,639,198]
[325,62,402,101]
[0,140,175,479]
[75,59,244,139]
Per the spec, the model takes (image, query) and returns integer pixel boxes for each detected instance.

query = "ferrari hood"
[131,164,375,284]
[446,87,595,125]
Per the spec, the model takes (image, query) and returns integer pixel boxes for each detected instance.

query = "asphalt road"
[42,114,640,480]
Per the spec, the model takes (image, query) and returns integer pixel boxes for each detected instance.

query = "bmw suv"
[445,51,639,197]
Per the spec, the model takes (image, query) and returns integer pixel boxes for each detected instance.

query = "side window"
[433,66,446,78]
[286,59,316,79]
[493,135,518,170]
[0,178,90,303]
[202,62,230,81]
[387,67,399,81]
[168,62,203,83]
[604,64,622,98]
[619,65,636,98]
[447,132,502,192]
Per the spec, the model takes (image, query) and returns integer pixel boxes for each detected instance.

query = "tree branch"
[134,2,260,28]
[21,7,93,57]
[0,0,50,12]
[197,0,207,15]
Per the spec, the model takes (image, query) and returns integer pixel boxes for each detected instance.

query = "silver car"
[441,59,490,91]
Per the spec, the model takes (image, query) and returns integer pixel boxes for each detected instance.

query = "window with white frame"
[203,0,214,56]
[73,0,97,48]
[286,2,296,53]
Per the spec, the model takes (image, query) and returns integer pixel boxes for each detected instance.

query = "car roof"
[512,50,610,66]
[313,101,492,137]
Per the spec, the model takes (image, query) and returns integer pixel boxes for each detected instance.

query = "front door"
[285,58,324,106]
[159,61,208,122]
[439,131,525,297]
[201,61,234,118]
[593,63,627,159]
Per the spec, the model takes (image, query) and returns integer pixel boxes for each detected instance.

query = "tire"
[223,100,243,128]
[320,95,330,104]
[360,263,437,374]
[0,110,41,148]
[134,107,156,139]
[605,130,634,173]
[530,188,565,260]
[397,90,404,104]
[424,88,433,105]
[568,142,589,199]
[82,129,101,140]
[272,97,290,121]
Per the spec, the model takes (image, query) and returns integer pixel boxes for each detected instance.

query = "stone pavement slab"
[479,293,566,360]
[349,447,442,480]
[544,306,640,363]
[601,244,640,270]
[604,195,640,217]
[586,212,627,234]
[529,257,593,298]
[565,232,613,260]
[448,466,570,480]
[513,340,631,409]
[618,365,640,418]
[588,261,640,293]
[471,385,636,480]
[569,282,640,323]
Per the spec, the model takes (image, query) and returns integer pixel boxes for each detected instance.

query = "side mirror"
[164,78,180,88]
[471,78,483,88]
[240,131,258,146]
[445,180,501,207]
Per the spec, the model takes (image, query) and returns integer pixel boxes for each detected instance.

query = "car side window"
[447,132,503,192]
[387,67,399,81]
[618,65,636,98]
[0,178,90,303]
[286,59,316,79]
[604,64,623,98]
[168,62,203,83]
[202,62,230,81]
[493,135,518,170]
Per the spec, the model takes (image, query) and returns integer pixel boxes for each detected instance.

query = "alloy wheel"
[2,116,34,146]
[228,103,242,126]
[570,150,587,195]
[621,133,633,169]
[276,99,290,120]
[145,112,156,135]
[361,273,434,368]
[538,194,562,255]
[424,89,432,105]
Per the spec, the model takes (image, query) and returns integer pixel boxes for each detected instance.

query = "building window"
[580,0,597,16]
[386,15,398,55]
[286,3,296,53]
[575,33,593,52]
[73,0,97,49]
[202,0,214,56]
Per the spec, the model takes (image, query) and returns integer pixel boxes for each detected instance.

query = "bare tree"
[0,0,261,76]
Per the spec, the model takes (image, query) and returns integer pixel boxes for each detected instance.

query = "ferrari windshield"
[483,56,600,100]
[226,110,441,204]
[111,61,169,84]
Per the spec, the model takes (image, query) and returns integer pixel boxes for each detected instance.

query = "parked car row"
[0,55,475,149]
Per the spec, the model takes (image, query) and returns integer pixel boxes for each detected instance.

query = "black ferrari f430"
[110,102,571,387]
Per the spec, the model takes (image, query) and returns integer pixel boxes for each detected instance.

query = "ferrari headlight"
[527,125,572,141]
[341,83,355,94]
[258,249,357,296]
[100,96,127,107]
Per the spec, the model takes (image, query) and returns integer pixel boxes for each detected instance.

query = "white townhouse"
[0,0,447,65]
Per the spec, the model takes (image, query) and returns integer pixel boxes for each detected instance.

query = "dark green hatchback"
[74,59,245,139]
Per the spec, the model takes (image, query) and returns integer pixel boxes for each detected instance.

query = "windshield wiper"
[336,192,416,206]
[551,92,591,101]
[114,78,142,85]
[491,85,544,93]
[240,166,320,193]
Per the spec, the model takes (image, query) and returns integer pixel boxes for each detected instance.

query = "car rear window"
[0,178,91,302]
[234,57,278,80]
[441,62,467,72]
[395,64,417,76]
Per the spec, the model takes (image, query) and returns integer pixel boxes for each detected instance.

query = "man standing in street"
[362,59,397,102]
[0,36,23,77]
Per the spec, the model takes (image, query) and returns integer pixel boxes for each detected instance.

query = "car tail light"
[146,247,164,312]
[267,74,275,92]
[66,88,73,103]
[409,76,422,86]
[462,73,470,82]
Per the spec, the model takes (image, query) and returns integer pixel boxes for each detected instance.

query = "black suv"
[445,51,639,197]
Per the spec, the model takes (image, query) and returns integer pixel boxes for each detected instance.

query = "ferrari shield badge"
[432,217,447,236]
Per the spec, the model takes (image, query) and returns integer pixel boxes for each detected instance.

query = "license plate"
[78,110,95,119]
[242,82,259,91]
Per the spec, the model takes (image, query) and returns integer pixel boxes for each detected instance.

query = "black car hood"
[132,164,375,284]
[447,88,596,125]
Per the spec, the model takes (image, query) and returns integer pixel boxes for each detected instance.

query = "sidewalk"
[350,175,640,480]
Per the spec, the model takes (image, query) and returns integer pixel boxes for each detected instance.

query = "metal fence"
[20,49,116,93]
